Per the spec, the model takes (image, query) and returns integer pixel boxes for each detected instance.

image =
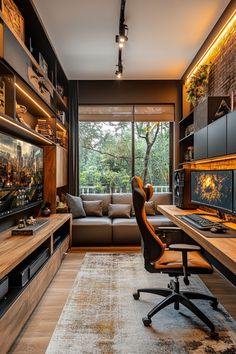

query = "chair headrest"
[131,176,144,191]
[144,184,154,201]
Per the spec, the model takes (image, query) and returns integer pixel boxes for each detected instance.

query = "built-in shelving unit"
[179,111,194,164]
[0,0,69,211]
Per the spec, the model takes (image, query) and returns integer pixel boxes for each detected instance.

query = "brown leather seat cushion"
[154,250,212,271]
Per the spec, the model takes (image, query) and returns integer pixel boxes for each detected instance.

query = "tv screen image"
[0,132,43,218]
[191,170,233,213]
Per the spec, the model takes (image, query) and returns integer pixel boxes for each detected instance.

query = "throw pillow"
[145,201,156,216]
[108,204,131,218]
[66,193,86,219]
[83,200,103,216]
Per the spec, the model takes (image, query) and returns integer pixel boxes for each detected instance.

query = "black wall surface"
[78,80,182,168]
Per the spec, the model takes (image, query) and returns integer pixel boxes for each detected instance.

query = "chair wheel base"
[210,331,219,340]
[133,292,140,300]
[142,317,152,326]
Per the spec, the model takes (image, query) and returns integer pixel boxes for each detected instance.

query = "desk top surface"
[157,205,236,275]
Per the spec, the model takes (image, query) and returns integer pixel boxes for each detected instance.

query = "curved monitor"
[191,170,233,214]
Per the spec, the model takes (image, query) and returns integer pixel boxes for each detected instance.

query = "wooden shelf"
[0,113,55,146]
[0,11,68,112]
[179,132,194,143]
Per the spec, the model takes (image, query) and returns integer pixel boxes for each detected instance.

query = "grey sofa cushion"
[112,193,135,215]
[112,215,175,245]
[147,215,175,227]
[150,193,173,214]
[145,201,156,216]
[66,193,86,219]
[112,192,173,215]
[108,204,131,218]
[112,217,140,244]
[72,217,112,245]
[81,194,111,215]
[83,200,103,216]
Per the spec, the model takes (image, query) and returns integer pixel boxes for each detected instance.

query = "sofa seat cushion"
[72,217,112,245]
[112,215,175,245]
[112,217,140,244]
[147,215,175,228]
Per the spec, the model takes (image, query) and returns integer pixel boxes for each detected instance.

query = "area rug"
[46,253,236,354]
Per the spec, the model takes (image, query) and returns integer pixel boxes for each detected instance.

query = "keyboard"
[181,214,223,230]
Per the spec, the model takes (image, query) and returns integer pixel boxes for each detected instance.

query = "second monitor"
[191,170,233,214]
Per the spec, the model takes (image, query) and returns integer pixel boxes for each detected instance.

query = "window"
[79,105,174,194]
[79,121,132,193]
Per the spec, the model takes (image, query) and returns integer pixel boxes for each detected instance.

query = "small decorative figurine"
[18,218,25,229]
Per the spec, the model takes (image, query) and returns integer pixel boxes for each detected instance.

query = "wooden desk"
[157,205,236,275]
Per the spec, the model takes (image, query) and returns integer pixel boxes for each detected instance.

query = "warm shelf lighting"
[56,122,67,133]
[0,115,53,145]
[15,83,51,118]
[186,10,236,80]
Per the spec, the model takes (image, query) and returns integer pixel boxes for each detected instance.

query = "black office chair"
[131,176,219,339]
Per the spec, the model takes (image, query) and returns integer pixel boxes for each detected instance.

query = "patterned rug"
[46,253,236,354]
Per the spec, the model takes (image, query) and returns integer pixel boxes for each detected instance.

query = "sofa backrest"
[81,192,172,216]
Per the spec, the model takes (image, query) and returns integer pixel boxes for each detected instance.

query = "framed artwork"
[2,0,24,42]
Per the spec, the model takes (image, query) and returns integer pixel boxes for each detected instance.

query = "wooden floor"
[10,249,236,354]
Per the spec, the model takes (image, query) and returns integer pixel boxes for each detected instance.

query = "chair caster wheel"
[210,331,219,340]
[211,301,218,310]
[142,317,152,326]
[133,292,140,300]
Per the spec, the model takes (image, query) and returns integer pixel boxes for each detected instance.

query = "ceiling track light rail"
[115,0,128,78]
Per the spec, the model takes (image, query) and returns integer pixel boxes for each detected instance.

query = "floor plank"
[10,250,236,354]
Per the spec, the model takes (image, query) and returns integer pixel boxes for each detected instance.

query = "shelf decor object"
[1,0,24,41]
[39,52,48,76]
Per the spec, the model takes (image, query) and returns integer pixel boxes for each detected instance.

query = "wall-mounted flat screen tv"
[0,132,43,218]
[191,170,233,214]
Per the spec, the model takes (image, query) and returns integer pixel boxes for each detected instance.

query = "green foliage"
[79,121,169,193]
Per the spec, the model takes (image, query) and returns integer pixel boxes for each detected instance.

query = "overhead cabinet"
[207,116,227,158]
[227,110,236,155]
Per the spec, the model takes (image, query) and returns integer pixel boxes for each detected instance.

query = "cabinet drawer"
[60,236,70,258]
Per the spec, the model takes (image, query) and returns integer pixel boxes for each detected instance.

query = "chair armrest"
[169,244,201,251]
[169,244,201,285]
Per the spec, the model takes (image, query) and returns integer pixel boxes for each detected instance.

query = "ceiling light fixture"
[115,49,123,79]
[115,0,128,78]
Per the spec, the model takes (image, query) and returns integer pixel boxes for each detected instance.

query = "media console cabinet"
[0,213,72,353]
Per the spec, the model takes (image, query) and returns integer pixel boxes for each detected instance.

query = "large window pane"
[135,122,170,192]
[79,121,132,194]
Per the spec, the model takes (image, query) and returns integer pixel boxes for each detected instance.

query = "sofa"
[72,192,175,246]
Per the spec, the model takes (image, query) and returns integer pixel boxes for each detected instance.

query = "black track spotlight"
[115,0,128,78]
[115,25,128,48]
[115,49,123,79]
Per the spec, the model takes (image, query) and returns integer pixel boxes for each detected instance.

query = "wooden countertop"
[157,205,236,275]
[0,214,72,279]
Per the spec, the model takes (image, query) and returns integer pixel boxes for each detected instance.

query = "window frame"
[79,104,174,193]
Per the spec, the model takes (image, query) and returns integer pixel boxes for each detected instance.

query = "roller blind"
[79,104,174,122]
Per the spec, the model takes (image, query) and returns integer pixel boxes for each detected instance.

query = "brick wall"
[208,26,236,96]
